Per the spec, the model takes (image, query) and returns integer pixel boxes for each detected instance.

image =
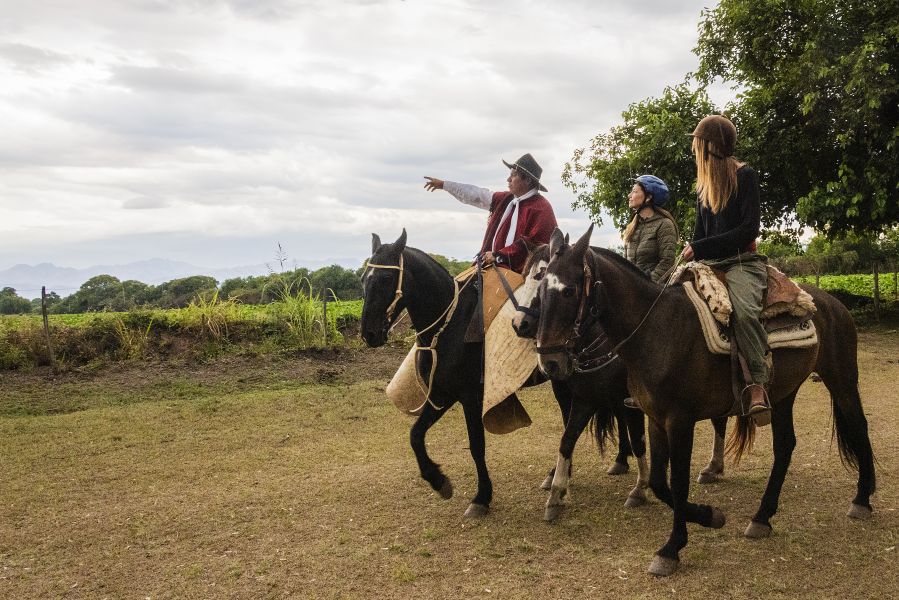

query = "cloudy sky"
[0,0,727,273]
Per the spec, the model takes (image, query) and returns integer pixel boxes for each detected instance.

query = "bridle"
[533,256,618,373]
[534,251,683,374]
[364,253,405,335]
[364,250,473,411]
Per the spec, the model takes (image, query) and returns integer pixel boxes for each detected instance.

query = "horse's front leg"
[544,396,593,522]
[542,381,574,490]
[410,400,455,500]
[623,407,649,507]
[460,394,492,518]
[698,417,728,484]
[649,417,726,577]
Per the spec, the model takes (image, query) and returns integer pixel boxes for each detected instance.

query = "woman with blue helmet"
[623,174,678,282]
[616,174,679,447]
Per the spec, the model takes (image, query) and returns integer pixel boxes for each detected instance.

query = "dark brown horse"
[534,226,876,576]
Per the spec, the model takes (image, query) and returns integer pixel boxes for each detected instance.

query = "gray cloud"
[0,42,74,73]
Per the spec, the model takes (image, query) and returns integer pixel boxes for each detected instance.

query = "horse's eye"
[534,267,546,281]
[563,286,575,298]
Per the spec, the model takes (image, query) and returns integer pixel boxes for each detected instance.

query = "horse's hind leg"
[544,396,593,522]
[816,350,876,518]
[698,417,728,484]
[461,396,492,518]
[608,405,632,475]
[410,401,455,501]
[745,392,798,538]
[543,381,574,490]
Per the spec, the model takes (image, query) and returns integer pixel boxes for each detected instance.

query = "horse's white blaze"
[543,272,567,292]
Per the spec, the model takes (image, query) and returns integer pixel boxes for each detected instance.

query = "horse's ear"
[564,233,570,244]
[371,233,382,255]
[394,228,407,254]
[571,224,594,261]
[549,228,565,256]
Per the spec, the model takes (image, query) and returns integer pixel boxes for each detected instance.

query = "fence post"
[873,261,880,321]
[41,286,57,372]
[322,294,328,346]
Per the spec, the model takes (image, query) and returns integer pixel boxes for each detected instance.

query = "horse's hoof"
[744,521,772,539]
[438,477,453,500]
[647,555,679,577]
[709,507,726,529]
[544,504,564,522]
[697,471,721,484]
[540,473,554,491]
[624,494,646,508]
[607,462,629,475]
[463,503,489,518]
[847,503,873,520]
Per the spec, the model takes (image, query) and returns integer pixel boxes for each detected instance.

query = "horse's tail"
[803,285,877,493]
[725,415,756,464]
[589,403,617,455]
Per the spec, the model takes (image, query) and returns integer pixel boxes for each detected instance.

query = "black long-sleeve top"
[691,165,760,260]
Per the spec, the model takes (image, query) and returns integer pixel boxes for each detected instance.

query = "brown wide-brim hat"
[503,153,548,192]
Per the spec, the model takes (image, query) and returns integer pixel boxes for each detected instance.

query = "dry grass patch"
[0,331,896,598]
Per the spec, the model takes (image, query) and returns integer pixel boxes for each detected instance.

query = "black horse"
[361,230,614,518]
[533,226,875,576]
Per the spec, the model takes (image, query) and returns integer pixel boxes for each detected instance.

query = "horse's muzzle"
[512,310,538,339]
[538,353,572,380]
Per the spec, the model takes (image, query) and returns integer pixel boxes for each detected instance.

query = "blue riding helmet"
[634,174,670,207]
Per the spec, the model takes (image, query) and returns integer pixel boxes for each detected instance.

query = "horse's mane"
[591,246,658,284]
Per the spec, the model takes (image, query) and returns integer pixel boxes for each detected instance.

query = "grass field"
[0,328,897,598]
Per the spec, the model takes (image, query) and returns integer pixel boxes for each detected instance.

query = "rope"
[410,274,475,412]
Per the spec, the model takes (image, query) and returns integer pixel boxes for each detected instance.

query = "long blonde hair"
[692,136,744,214]
[623,206,679,244]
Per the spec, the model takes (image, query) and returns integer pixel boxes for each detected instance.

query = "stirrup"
[623,397,642,411]
[741,384,771,426]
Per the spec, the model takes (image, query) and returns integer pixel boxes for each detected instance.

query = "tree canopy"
[695,0,899,235]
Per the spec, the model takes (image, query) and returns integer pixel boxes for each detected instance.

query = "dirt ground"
[0,329,897,599]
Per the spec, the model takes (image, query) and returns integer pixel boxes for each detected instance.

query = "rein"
[538,252,685,374]
[366,251,474,412]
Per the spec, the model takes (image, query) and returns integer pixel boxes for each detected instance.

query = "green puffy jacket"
[624,212,677,282]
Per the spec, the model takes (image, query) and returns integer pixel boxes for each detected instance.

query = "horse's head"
[535,225,593,380]
[360,229,407,347]
[512,242,551,339]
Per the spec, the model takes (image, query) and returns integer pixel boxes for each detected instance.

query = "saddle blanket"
[683,282,818,355]
[672,262,816,327]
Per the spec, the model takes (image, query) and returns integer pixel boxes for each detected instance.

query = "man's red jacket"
[479,191,557,273]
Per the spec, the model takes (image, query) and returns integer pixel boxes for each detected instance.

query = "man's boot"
[746,384,771,427]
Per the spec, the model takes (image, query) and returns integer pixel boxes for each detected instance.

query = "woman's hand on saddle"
[423,176,444,192]
[681,244,694,261]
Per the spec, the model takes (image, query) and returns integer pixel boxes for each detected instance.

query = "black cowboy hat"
[502,153,548,192]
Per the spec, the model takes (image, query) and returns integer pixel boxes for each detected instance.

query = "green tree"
[562,83,717,241]
[0,287,32,315]
[154,276,218,308]
[309,265,362,301]
[695,0,899,236]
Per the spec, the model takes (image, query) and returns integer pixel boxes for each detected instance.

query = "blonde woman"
[681,115,770,426]
[623,174,678,282]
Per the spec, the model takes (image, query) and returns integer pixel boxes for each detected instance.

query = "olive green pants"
[701,253,769,386]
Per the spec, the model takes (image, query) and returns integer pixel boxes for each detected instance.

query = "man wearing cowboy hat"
[424,153,557,274]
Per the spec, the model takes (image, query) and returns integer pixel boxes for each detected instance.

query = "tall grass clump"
[179,291,245,341]
[263,275,341,348]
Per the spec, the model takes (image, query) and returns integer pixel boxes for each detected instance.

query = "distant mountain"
[0,257,363,299]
